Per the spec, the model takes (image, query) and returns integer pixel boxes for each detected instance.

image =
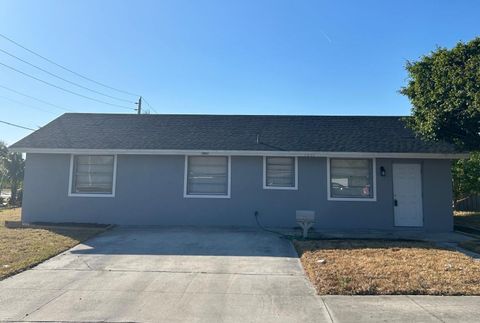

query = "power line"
[0,33,140,97]
[142,97,158,114]
[0,84,72,112]
[0,61,134,110]
[0,120,35,131]
[0,47,135,104]
[0,33,156,114]
[0,95,57,115]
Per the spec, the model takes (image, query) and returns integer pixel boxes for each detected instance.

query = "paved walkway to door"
[0,227,479,322]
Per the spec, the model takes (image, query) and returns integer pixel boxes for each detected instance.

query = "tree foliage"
[0,141,7,158]
[0,141,25,205]
[452,151,480,200]
[401,38,480,201]
[400,37,480,150]
[0,141,7,192]
[4,153,24,205]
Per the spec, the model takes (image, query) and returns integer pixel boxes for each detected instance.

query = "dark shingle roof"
[10,113,459,154]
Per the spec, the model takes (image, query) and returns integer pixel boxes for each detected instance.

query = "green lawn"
[459,240,480,254]
[455,211,480,230]
[454,211,480,254]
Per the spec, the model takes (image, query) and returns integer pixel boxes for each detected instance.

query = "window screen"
[265,157,296,188]
[71,155,115,194]
[330,159,373,198]
[186,156,229,195]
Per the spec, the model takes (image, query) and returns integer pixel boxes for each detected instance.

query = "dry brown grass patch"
[0,208,106,279]
[294,239,480,295]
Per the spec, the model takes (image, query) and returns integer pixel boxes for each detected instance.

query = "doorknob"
[394,199,398,206]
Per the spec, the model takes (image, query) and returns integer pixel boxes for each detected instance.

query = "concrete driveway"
[0,227,328,322]
[1,227,479,322]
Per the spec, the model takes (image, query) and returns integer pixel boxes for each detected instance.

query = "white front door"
[393,163,423,227]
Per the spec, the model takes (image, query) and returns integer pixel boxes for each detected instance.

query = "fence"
[456,195,480,212]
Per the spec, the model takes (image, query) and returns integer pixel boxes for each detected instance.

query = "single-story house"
[10,113,467,232]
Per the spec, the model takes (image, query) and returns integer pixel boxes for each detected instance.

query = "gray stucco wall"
[22,153,454,232]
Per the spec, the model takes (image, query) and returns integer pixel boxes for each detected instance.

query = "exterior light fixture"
[380,166,386,177]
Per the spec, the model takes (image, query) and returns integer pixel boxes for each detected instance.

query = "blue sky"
[0,0,479,145]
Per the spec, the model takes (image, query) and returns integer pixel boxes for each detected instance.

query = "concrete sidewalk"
[321,295,480,322]
[0,227,479,322]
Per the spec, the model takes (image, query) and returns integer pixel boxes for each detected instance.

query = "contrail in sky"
[320,30,332,43]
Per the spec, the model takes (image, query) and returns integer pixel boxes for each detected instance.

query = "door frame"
[392,162,424,227]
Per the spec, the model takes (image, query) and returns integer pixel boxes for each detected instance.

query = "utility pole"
[135,96,142,114]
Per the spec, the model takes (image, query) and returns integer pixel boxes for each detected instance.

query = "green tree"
[0,141,7,158]
[3,152,24,205]
[0,141,7,194]
[400,37,480,150]
[0,141,25,205]
[452,151,480,200]
[401,37,480,201]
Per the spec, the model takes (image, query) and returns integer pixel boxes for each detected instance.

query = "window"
[185,156,230,198]
[328,158,375,200]
[263,157,298,189]
[69,155,116,196]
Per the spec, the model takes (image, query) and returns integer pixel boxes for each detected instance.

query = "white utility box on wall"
[296,210,315,238]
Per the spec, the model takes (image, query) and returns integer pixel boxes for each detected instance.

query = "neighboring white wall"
[21,153,454,231]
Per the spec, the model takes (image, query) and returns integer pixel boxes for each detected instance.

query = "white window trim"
[263,156,298,190]
[183,155,231,199]
[68,154,117,198]
[327,157,377,202]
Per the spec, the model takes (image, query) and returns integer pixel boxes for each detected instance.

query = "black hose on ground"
[254,211,300,240]
[253,211,423,242]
